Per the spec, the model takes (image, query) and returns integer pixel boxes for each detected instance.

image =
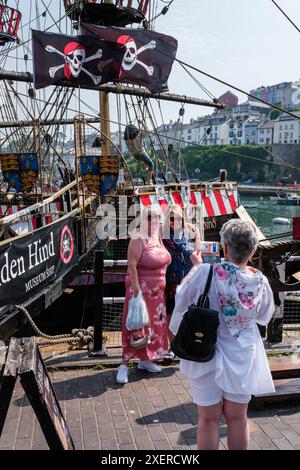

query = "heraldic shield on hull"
[80,155,119,196]
[32,29,124,89]
[79,23,178,93]
[0,153,39,192]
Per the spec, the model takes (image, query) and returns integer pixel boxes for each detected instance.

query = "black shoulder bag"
[171,265,220,362]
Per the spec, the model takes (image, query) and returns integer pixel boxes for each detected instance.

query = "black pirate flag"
[32,29,124,89]
[80,23,178,93]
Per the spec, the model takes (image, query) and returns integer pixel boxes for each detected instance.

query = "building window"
[188,136,192,140]
[267,129,271,134]
[188,129,192,134]
[291,124,294,129]
[230,140,233,144]
[279,133,282,139]
[237,131,243,137]
[261,129,265,134]
[238,140,241,145]
[279,125,283,130]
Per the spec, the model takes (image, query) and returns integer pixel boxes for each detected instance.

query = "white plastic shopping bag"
[126,290,149,331]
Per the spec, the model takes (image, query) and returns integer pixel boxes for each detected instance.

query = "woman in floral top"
[169,219,275,450]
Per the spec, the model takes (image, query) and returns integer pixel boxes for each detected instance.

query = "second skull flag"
[32,29,124,89]
[80,23,178,93]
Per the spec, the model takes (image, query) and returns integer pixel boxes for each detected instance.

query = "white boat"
[272,217,291,225]
[277,193,300,205]
[269,192,288,201]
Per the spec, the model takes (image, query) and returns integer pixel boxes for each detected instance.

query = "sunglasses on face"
[148,214,160,220]
[169,216,183,222]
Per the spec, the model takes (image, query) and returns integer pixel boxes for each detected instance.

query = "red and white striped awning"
[140,188,238,218]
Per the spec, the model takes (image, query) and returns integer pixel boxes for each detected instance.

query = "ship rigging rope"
[262,145,300,172]
[128,95,144,178]
[270,0,300,34]
[179,62,218,103]
[151,0,176,23]
[7,85,71,168]
[246,206,296,219]
[174,57,300,122]
[136,97,167,181]
[6,87,300,175]
[14,304,94,347]
[147,99,172,166]
[220,147,300,173]
[0,10,70,57]
[6,89,262,167]
[260,231,292,241]
[146,99,178,181]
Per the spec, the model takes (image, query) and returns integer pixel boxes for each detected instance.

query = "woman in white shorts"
[169,219,275,450]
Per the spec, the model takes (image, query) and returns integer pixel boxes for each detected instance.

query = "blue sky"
[156,0,300,122]
[2,0,300,131]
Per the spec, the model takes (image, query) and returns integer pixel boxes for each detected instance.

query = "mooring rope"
[14,304,94,348]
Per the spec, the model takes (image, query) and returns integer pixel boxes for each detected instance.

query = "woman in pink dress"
[116,206,171,384]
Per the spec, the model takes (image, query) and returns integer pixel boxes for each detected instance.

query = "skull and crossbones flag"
[32,29,124,89]
[80,23,178,93]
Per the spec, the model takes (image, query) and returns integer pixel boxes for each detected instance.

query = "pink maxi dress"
[122,237,171,362]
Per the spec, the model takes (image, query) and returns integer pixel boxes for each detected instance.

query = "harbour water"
[240,195,300,238]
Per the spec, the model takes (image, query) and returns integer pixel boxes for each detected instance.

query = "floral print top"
[214,262,264,338]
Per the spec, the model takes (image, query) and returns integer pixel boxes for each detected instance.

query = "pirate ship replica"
[0,0,300,348]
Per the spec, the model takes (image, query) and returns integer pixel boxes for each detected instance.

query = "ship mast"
[100,0,112,157]
[0,70,221,108]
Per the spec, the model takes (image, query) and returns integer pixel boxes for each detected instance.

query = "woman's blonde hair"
[139,205,162,237]
[162,204,185,239]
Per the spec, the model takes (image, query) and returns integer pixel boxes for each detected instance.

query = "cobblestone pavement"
[1,365,300,451]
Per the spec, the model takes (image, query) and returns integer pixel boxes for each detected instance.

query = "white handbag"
[126,289,149,331]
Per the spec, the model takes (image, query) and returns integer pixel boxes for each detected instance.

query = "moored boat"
[272,217,291,225]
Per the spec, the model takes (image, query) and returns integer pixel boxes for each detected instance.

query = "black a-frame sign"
[0,338,21,436]
[0,337,74,450]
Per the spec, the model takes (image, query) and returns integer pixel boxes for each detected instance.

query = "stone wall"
[271,144,300,183]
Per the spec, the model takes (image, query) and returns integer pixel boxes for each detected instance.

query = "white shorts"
[189,371,251,407]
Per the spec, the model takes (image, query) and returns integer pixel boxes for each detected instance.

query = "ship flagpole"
[92,0,113,356]
[100,0,113,157]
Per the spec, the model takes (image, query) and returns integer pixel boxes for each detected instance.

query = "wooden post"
[90,250,106,355]
[100,92,111,157]
[100,0,112,157]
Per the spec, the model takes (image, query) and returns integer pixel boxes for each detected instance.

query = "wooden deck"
[251,356,300,407]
